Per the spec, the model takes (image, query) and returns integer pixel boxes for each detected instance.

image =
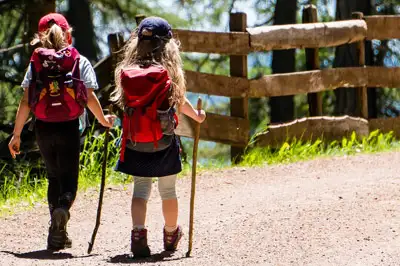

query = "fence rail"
[256,116,400,148]
[365,15,400,40]
[94,11,400,158]
[175,113,249,147]
[174,15,400,55]
[255,116,370,147]
[186,66,400,98]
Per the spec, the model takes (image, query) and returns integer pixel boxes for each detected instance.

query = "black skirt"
[114,134,182,177]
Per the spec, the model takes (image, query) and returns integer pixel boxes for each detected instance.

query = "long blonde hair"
[112,31,186,108]
[31,23,71,51]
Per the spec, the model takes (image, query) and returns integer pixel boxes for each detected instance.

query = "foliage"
[241,130,400,166]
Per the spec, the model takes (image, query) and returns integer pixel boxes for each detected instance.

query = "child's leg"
[35,120,79,250]
[56,121,80,210]
[132,177,152,228]
[159,174,182,251]
[35,121,62,215]
[158,174,178,230]
[36,140,59,215]
[131,177,152,257]
[36,119,80,214]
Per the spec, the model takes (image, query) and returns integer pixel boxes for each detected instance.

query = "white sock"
[164,225,177,233]
[133,225,145,230]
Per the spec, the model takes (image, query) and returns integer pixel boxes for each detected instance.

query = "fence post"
[352,12,368,119]
[135,14,146,26]
[229,13,249,164]
[302,4,322,116]
[107,33,124,116]
[107,33,124,83]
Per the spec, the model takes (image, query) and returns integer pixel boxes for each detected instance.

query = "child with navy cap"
[111,16,206,257]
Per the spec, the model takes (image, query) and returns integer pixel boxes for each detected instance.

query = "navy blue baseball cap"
[138,17,173,41]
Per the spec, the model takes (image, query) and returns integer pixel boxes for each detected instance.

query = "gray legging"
[133,175,177,201]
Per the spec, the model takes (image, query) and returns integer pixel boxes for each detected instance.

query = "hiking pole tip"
[185,249,192,257]
[87,242,93,254]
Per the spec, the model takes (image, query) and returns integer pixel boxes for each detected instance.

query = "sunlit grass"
[241,130,400,166]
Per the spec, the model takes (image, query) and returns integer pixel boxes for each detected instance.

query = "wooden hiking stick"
[88,105,113,254]
[186,98,202,257]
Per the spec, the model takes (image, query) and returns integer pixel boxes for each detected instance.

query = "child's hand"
[196,110,206,123]
[101,114,117,128]
[180,98,207,124]
[8,135,21,159]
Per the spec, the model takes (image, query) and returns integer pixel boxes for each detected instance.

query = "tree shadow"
[1,250,96,260]
[108,251,187,264]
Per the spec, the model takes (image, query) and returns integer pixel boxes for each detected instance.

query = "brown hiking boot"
[131,228,151,257]
[47,208,72,251]
[163,225,183,251]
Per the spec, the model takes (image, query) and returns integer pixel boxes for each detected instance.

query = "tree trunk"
[22,0,55,82]
[334,0,374,117]
[67,0,98,62]
[269,0,297,123]
[25,0,56,41]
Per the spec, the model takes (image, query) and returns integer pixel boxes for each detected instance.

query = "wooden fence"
[95,6,400,160]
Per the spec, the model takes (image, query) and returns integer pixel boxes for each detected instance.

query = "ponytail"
[31,24,70,51]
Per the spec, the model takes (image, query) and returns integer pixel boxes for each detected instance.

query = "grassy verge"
[241,130,400,166]
[1,129,399,215]
[0,126,127,216]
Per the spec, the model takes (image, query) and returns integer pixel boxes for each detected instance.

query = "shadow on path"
[1,250,96,260]
[109,251,187,264]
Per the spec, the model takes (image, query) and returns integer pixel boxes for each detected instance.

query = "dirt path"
[1,152,399,266]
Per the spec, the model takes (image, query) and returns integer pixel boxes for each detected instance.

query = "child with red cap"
[8,13,115,251]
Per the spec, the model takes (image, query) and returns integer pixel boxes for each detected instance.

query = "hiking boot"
[47,208,72,251]
[163,225,183,251]
[131,228,151,257]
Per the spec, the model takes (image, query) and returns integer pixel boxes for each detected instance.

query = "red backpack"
[120,65,178,162]
[28,46,87,122]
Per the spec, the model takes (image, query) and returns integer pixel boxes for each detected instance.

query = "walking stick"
[186,98,202,257]
[88,105,113,254]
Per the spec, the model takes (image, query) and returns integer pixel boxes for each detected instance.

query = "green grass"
[0,129,399,216]
[0,163,47,215]
[241,130,400,166]
[0,125,128,216]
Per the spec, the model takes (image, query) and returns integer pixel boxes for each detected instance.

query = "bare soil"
[0,152,399,266]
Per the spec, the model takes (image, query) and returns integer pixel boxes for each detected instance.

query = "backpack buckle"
[64,72,73,88]
[125,107,135,116]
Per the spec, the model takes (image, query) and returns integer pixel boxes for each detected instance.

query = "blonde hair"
[112,31,186,108]
[31,24,71,51]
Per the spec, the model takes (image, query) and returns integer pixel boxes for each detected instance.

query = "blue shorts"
[115,134,182,177]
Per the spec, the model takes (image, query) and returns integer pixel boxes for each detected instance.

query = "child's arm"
[86,88,116,127]
[8,88,30,158]
[179,97,206,123]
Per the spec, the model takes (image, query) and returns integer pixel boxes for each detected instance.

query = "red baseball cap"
[38,13,70,33]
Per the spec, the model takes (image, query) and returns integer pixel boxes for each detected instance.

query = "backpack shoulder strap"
[30,48,42,75]
[60,46,81,79]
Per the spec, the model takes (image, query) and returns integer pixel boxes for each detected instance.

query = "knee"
[133,177,152,201]
[133,189,151,201]
[159,187,177,200]
[158,176,177,200]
